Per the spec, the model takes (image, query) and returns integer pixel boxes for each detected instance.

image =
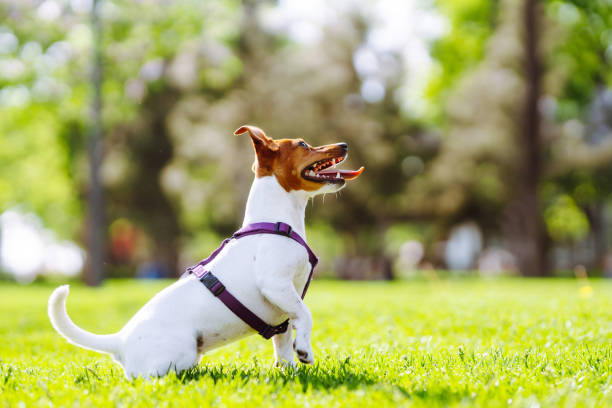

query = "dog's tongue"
[317,167,364,180]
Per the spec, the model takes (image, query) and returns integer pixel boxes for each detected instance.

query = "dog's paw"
[293,340,314,364]
[274,358,296,369]
[295,349,313,364]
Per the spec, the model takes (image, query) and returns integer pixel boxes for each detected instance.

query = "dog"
[48,125,363,378]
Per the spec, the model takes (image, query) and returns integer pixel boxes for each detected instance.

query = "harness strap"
[199,272,289,339]
[185,222,317,339]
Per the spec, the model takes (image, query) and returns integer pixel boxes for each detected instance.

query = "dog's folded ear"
[234,125,279,152]
[235,125,279,176]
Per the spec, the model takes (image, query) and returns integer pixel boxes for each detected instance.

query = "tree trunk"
[507,0,549,277]
[115,91,181,278]
[83,0,105,286]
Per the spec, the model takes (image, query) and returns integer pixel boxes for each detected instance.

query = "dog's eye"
[298,141,308,148]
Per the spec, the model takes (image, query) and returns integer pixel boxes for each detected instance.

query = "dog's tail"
[48,285,119,354]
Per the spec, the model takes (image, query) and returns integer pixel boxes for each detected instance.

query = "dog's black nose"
[337,142,348,151]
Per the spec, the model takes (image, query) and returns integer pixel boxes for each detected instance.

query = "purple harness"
[186,222,318,339]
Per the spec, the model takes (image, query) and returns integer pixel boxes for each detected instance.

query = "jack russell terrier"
[48,125,363,379]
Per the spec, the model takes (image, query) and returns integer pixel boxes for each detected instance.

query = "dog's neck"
[243,176,310,238]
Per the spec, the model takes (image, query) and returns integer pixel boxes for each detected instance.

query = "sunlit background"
[1,0,612,284]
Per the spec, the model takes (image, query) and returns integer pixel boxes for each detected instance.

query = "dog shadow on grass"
[177,357,377,391]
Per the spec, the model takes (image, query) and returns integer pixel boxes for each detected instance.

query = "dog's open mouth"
[301,155,364,183]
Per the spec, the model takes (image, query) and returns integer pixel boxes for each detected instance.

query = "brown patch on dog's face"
[234,125,363,192]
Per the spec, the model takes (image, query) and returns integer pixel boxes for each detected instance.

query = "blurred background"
[1,0,612,285]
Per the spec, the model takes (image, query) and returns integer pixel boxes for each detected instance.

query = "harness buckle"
[200,272,225,296]
[260,319,290,339]
[275,222,292,236]
[277,319,290,333]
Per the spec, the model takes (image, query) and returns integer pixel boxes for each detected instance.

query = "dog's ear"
[235,125,278,176]
[234,125,279,152]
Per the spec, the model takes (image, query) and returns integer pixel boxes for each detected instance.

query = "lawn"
[0,278,611,407]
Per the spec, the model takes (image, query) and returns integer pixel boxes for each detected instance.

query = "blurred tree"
[0,0,241,278]
[6,0,612,281]
[427,0,499,122]
[414,0,551,275]
[510,0,548,277]
[544,0,612,271]
[84,0,105,286]
[0,3,84,238]
[0,106,81,235]
[139,2,439,279]
[410,0,525,257]
[100,0,244,277]
[420,0,612,274]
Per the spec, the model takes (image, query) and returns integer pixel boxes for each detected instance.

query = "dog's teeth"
[336,172,340,178]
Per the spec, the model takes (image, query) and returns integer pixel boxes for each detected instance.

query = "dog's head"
[235,125,363,195]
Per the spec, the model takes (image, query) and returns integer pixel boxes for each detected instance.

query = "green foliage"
[426,0,497,122]
[545,1,612,217]
[547,0,612,120]
[3,0,612,276]
[1,279,611,407]
[0,106,81,236]
[384,223,428,255]
[305,222,344,277]
[544,195,589,242]
[100,0,242,124]
[0,0,243,249]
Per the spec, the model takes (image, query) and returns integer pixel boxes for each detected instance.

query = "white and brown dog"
[48,125,363,379]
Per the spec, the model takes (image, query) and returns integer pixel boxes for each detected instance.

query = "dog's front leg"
[258,281,314,364]
[272,329,295,368]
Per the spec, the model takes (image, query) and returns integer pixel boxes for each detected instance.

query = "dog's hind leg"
[122,332,200,379]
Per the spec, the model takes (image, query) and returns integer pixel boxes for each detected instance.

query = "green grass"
[1,278,611,407]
